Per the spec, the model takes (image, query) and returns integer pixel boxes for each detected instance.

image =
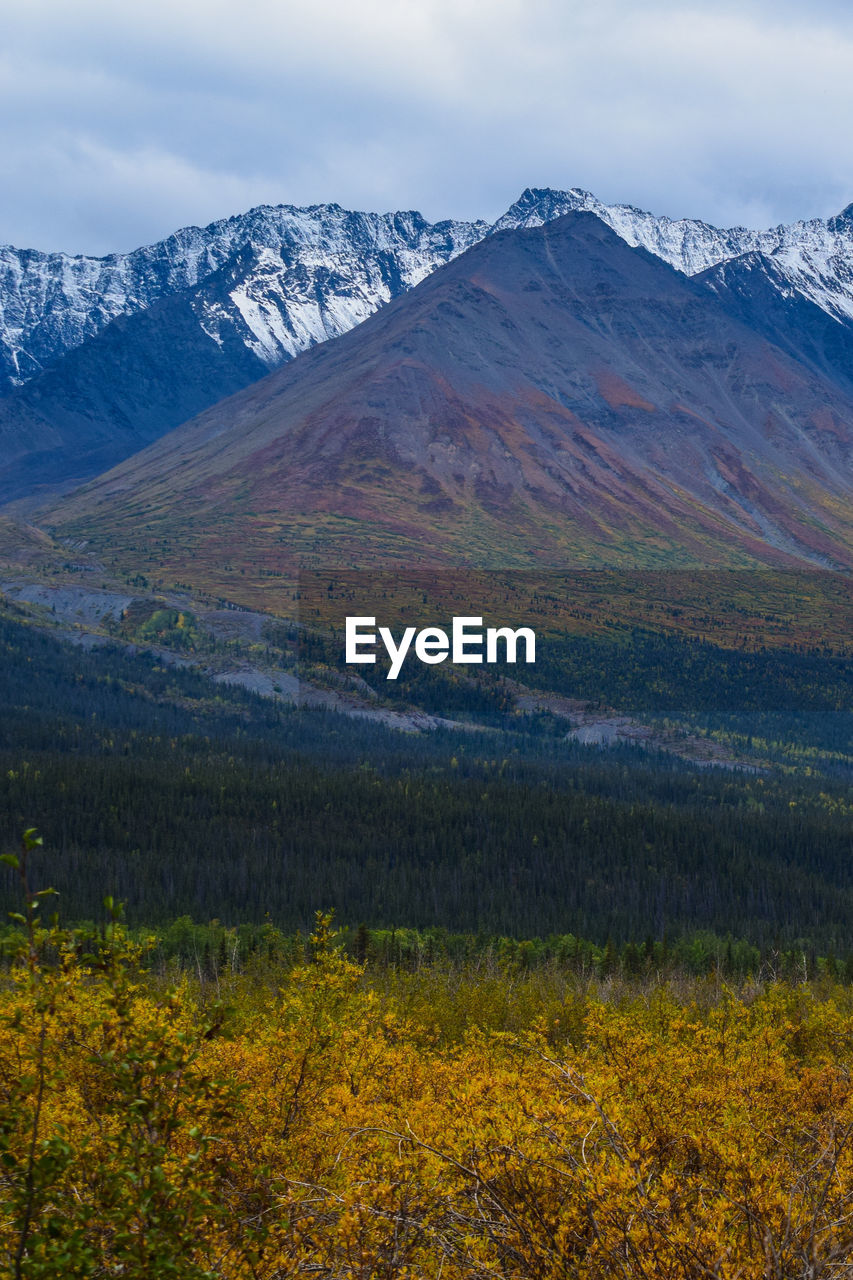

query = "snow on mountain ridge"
[4,189,853,398]
[0,204,487,391]
[497,188,853,324]
[492,187,764,274]
[194,217,490,371]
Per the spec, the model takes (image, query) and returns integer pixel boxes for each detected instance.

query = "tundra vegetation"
[4,869,853,1277]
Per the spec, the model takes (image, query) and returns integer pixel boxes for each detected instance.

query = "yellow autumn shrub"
[2,907,853,1277]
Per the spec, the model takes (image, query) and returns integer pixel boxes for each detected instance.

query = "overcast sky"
[3,0,853,255]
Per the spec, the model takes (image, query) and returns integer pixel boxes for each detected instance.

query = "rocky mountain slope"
[6,187,853,398]
[45,214,853,587]
[5,187,853,505]
[0,254,271,504]
[498,189,853,324]
[697,252,853,396]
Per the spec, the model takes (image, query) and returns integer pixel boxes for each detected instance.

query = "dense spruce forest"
[2,609,852,950]
[288,614,853,757]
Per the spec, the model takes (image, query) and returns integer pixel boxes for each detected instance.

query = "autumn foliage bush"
[2,857,853,1276]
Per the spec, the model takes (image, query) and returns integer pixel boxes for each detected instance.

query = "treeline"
[32,913,842,986]
[5,727,853,944]
[285,609,853,719]
[530,627,853,717]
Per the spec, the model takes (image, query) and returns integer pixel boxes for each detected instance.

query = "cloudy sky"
[3,0,853,255]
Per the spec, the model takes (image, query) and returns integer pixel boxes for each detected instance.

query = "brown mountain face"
[43,213,853,587]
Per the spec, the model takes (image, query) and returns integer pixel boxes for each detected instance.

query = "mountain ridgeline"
[40,213,853,579]
[0,187,852,574]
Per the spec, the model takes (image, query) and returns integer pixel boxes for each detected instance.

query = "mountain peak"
[7,184,853,441]
[512,185,592,206]
[493,187,592,230]
[45,209,853,577]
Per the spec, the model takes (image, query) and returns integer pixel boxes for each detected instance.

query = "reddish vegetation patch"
[594,371,656,412]
[711,447,770,506]
[670,403,718,430]
[466,272,505,300]
[809,406,850,442]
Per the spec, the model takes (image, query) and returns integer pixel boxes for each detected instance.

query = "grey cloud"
[2,0,853,254]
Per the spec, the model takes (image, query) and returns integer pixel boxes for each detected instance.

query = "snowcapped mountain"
[695,250,853,397]
[5,189,853,405]
[5,186,853,508]
[0,205,486,393]
[46,213,853,575]
[492,188,764,274]
[497,189,853,325]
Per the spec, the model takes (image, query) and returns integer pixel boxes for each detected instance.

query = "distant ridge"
[44,213,853,588]
[7,186,853,396]
[5,186,853,503]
